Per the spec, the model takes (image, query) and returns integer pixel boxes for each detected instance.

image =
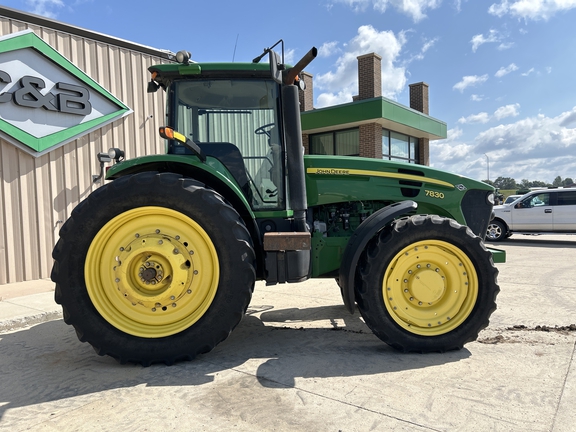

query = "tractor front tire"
[51,172,255,365]
[356,214,499,353]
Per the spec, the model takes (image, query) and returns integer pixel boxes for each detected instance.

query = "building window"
[310,129,359,156]
[382,129,419,163]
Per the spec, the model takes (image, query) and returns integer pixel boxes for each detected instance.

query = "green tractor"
[51,43,504,365]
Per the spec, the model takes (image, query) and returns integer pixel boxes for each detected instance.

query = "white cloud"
[431,108,576,182]
[315,25,407,107]
[473,107,576,181]
[471,94,485,102]
[495,63,518,78]
[284,49,296,65]
[26,0,64,18]
[488,0,576,21]
[373,0,442,22]
[453,74,489,92]
[406,37,439,63]
[522,67,535,76]
[430,127,476,171]
[470,29,502,52]
[335,0,442,22]
[335,0,370,12]
[318,41,341,58]
[458,104,520,124]
[458,112,490,124]
[497,42,515,50]
[494,103,520,120]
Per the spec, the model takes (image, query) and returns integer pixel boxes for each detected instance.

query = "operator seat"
[197,142,250,197]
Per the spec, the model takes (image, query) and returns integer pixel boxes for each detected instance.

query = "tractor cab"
[167,78,284,210]
[147,42,314,216]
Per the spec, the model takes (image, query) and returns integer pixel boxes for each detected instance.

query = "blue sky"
[4,0,576,183]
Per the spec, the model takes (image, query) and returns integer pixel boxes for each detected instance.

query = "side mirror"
[269,50,283,84]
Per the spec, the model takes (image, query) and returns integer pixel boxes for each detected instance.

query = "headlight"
[108,148,125,162]
[487,193,495,205]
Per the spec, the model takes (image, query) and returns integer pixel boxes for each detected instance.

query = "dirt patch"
[478,324,576,345]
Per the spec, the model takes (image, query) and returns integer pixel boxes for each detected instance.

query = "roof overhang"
[301,97,447,140]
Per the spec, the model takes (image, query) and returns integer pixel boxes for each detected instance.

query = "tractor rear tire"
[51,172,255,365]
[356,214,499,353]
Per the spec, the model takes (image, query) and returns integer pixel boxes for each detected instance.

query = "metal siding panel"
[1,144,24,282]
[35,153,54,278]
[17,153,38,280]
[0,141,9,284]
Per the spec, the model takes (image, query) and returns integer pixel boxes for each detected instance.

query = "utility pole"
[484,153,490,182]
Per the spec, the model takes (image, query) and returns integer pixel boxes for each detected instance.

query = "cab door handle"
[545,209,552,213]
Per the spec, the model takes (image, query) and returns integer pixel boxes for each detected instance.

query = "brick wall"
[298,71,314,112]
[359,123,382,158]
[409,82,429,115]
[357,53,382,100]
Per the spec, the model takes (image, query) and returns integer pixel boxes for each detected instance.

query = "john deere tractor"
[51,43,504,365]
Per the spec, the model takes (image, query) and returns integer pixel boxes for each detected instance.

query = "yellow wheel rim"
[382,240,478,336]
[85,207,219,338]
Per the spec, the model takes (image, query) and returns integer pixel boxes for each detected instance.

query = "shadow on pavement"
[0,305,470,420]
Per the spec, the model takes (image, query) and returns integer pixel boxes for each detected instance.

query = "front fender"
[106,154,255,219]
[338,200,418,314]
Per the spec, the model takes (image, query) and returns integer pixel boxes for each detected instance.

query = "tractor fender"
[105,157,267,277]
[338,200,418,314]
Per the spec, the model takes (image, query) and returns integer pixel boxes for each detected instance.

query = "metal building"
[0,6,174,284]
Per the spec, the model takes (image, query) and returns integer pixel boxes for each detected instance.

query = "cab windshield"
[169,79,283,210]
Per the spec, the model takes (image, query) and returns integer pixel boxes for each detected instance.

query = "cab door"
[510,192,553,231]
[553,191,576,231]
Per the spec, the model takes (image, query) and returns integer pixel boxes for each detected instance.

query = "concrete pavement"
[0,234,575,431]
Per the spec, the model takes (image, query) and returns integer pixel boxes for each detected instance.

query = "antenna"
[232,34,239,61]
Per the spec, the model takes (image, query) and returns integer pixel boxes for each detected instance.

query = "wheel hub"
[113,232,195,310]
[383,241,477,334]
[408,268,445,304]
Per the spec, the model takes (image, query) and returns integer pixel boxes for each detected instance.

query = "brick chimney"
[409,82,429,115]
[357,53,382,100]
[298,71,314,112]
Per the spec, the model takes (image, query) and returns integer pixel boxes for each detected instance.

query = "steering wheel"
[254,123,275,140]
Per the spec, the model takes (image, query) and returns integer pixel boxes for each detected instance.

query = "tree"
[482,179,495,186]
[493,176,517,190]
[563,177,574,187]
[530,180,548,188]
[553,176,563,187]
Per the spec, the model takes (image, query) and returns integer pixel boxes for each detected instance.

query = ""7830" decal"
[425,190,445,199]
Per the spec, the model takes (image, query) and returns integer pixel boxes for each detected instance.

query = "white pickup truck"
[486,188,576,241]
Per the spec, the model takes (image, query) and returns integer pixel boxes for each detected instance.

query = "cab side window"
[522,193,550,208]
[557,191,576,206]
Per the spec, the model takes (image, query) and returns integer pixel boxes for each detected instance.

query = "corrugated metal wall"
[0,15,171,284]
